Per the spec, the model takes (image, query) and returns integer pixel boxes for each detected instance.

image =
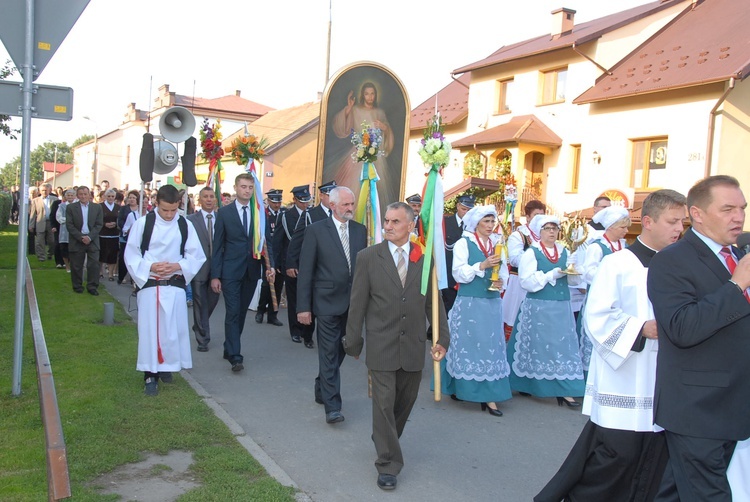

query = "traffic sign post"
[0,0,90,397]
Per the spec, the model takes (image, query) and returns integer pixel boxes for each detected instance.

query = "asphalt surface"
[104,279,588,502]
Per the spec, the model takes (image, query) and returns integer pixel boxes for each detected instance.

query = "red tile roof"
[43,162,73,174]
[575,0,750,103]
[453,0,686,75]
[411,74,470,131]
[452,115,562,149]
[174,93,275,117]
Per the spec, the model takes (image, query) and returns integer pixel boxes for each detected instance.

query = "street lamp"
[83,116,98,187]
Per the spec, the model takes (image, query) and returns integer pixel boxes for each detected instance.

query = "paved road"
[105,280,587,501]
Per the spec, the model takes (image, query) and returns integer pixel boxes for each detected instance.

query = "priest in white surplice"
[125,185,206,396]
[535,189,687,502]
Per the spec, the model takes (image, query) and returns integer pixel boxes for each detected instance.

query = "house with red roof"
[72,84,274,190]
[408,0,750,222]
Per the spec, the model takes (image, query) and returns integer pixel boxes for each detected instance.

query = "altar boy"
[125,185,206,396]
[535,189,686,502]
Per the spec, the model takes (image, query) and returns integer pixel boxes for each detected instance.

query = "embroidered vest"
[527,247,570,301]
[457,237,500,299]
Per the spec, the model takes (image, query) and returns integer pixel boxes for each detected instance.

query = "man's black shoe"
[377,473,397,490]
[255,313,263,323]
[197,345,209,352]
[88,289,99,296]
[268,318,283,326]
[325,411,344,424]
[291,335,302,343]
[158,372,173,383]
[304,340,314,349]
[144,377,158,396]
[231,362,244,372]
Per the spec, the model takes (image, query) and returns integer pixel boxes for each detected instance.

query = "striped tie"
[396,248,406,287]
[340,222,350,271]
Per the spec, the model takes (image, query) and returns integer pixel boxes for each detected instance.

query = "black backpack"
[140,211,188,257]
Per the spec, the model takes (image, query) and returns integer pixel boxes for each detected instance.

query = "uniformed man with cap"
[405,194,422,237]
[273,184,316,346]
[443,193,476,314]
[256,189,285,326]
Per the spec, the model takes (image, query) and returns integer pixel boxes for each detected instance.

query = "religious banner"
[316,61,410,240]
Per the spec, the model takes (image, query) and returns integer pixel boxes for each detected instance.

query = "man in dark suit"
[29,183,58,261]
[276,184,315,347]
[344,201,450,491]
[66,186,104,295]
[297,187,367,424]
[285,180,335,272]
[256,189,285,327]
[188,187,220,352]
[211,173,271,372]
[648,175,750,501]
[442,193,475,314]
[49,193,64,268]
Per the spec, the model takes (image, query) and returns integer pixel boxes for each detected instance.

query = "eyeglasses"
[541,226,559,232]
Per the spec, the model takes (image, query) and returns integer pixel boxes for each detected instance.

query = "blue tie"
[242,206,248,237]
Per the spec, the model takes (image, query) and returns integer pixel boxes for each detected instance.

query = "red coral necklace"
[527,225,540,242]
[474,232,492,257]
[541,243,560,263]
[603,235,622,253]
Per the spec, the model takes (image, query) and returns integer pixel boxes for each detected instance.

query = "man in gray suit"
[28,183,58,261]
[66,186,104,295]
[187,187,220,352]
[297,187,367,425]
[344,201,449,491]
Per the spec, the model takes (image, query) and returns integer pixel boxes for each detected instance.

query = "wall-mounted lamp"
[592,151,602,164]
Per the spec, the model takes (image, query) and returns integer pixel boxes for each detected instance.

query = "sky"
[0,0,655,169]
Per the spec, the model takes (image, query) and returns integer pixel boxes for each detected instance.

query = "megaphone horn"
[153,140,179,175]
[159,106,196,143]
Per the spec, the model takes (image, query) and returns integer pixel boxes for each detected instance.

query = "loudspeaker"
[159,106,196,143]
[139,133,155,183]
[153,140,179,175]
[181,136,197,187]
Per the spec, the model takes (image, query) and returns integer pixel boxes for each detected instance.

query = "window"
[539,67,567,104]
[631,137,668,189]
[495,78,514,114]
[568,145,581,193]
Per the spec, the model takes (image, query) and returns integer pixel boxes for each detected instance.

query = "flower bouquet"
[231,133,270,166]
[418,114,451,168]
[350,121,384,163]
[199,118,224,166]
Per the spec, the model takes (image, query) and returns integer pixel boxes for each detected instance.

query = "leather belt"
[140,275,186,290]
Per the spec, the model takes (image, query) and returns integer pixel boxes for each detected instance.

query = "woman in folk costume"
[507,214,585,407]
[441,205,511,417]
[577,206,631,373]
[502,200,546,339]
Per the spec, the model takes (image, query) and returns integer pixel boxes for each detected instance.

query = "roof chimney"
[551,8,576,38]
[235,90,241,97]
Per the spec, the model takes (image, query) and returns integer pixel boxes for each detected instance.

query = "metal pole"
[324,0,332,86]
[12,0,36,396]
[52,145,57,188]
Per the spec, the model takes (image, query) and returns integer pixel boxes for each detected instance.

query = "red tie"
[720,247,750,302]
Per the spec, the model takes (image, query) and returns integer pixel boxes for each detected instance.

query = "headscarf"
[592,206,630,230]
[462,205,498,232]
[529,214,560,236]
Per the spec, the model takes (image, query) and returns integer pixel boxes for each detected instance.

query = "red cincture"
[603,235,622,253]
[541,244,560,264]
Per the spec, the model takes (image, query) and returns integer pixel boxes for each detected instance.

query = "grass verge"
[0,227,295,501]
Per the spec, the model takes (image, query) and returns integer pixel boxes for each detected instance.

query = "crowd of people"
[11,173,750,498]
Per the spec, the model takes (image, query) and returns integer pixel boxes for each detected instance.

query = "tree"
[1,60,20,140]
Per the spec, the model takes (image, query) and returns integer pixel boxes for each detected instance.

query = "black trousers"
[257,271,284,319]
[284,275,314,342]
[117,241,128,283]
[221,277,255,364]
[655,430,736,502]
[191,279,220,348]
[314,313,347,413]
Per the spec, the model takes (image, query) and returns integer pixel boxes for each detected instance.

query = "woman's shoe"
[480,402,503,417]
[450,394,463,402]
[557,397,581,408]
